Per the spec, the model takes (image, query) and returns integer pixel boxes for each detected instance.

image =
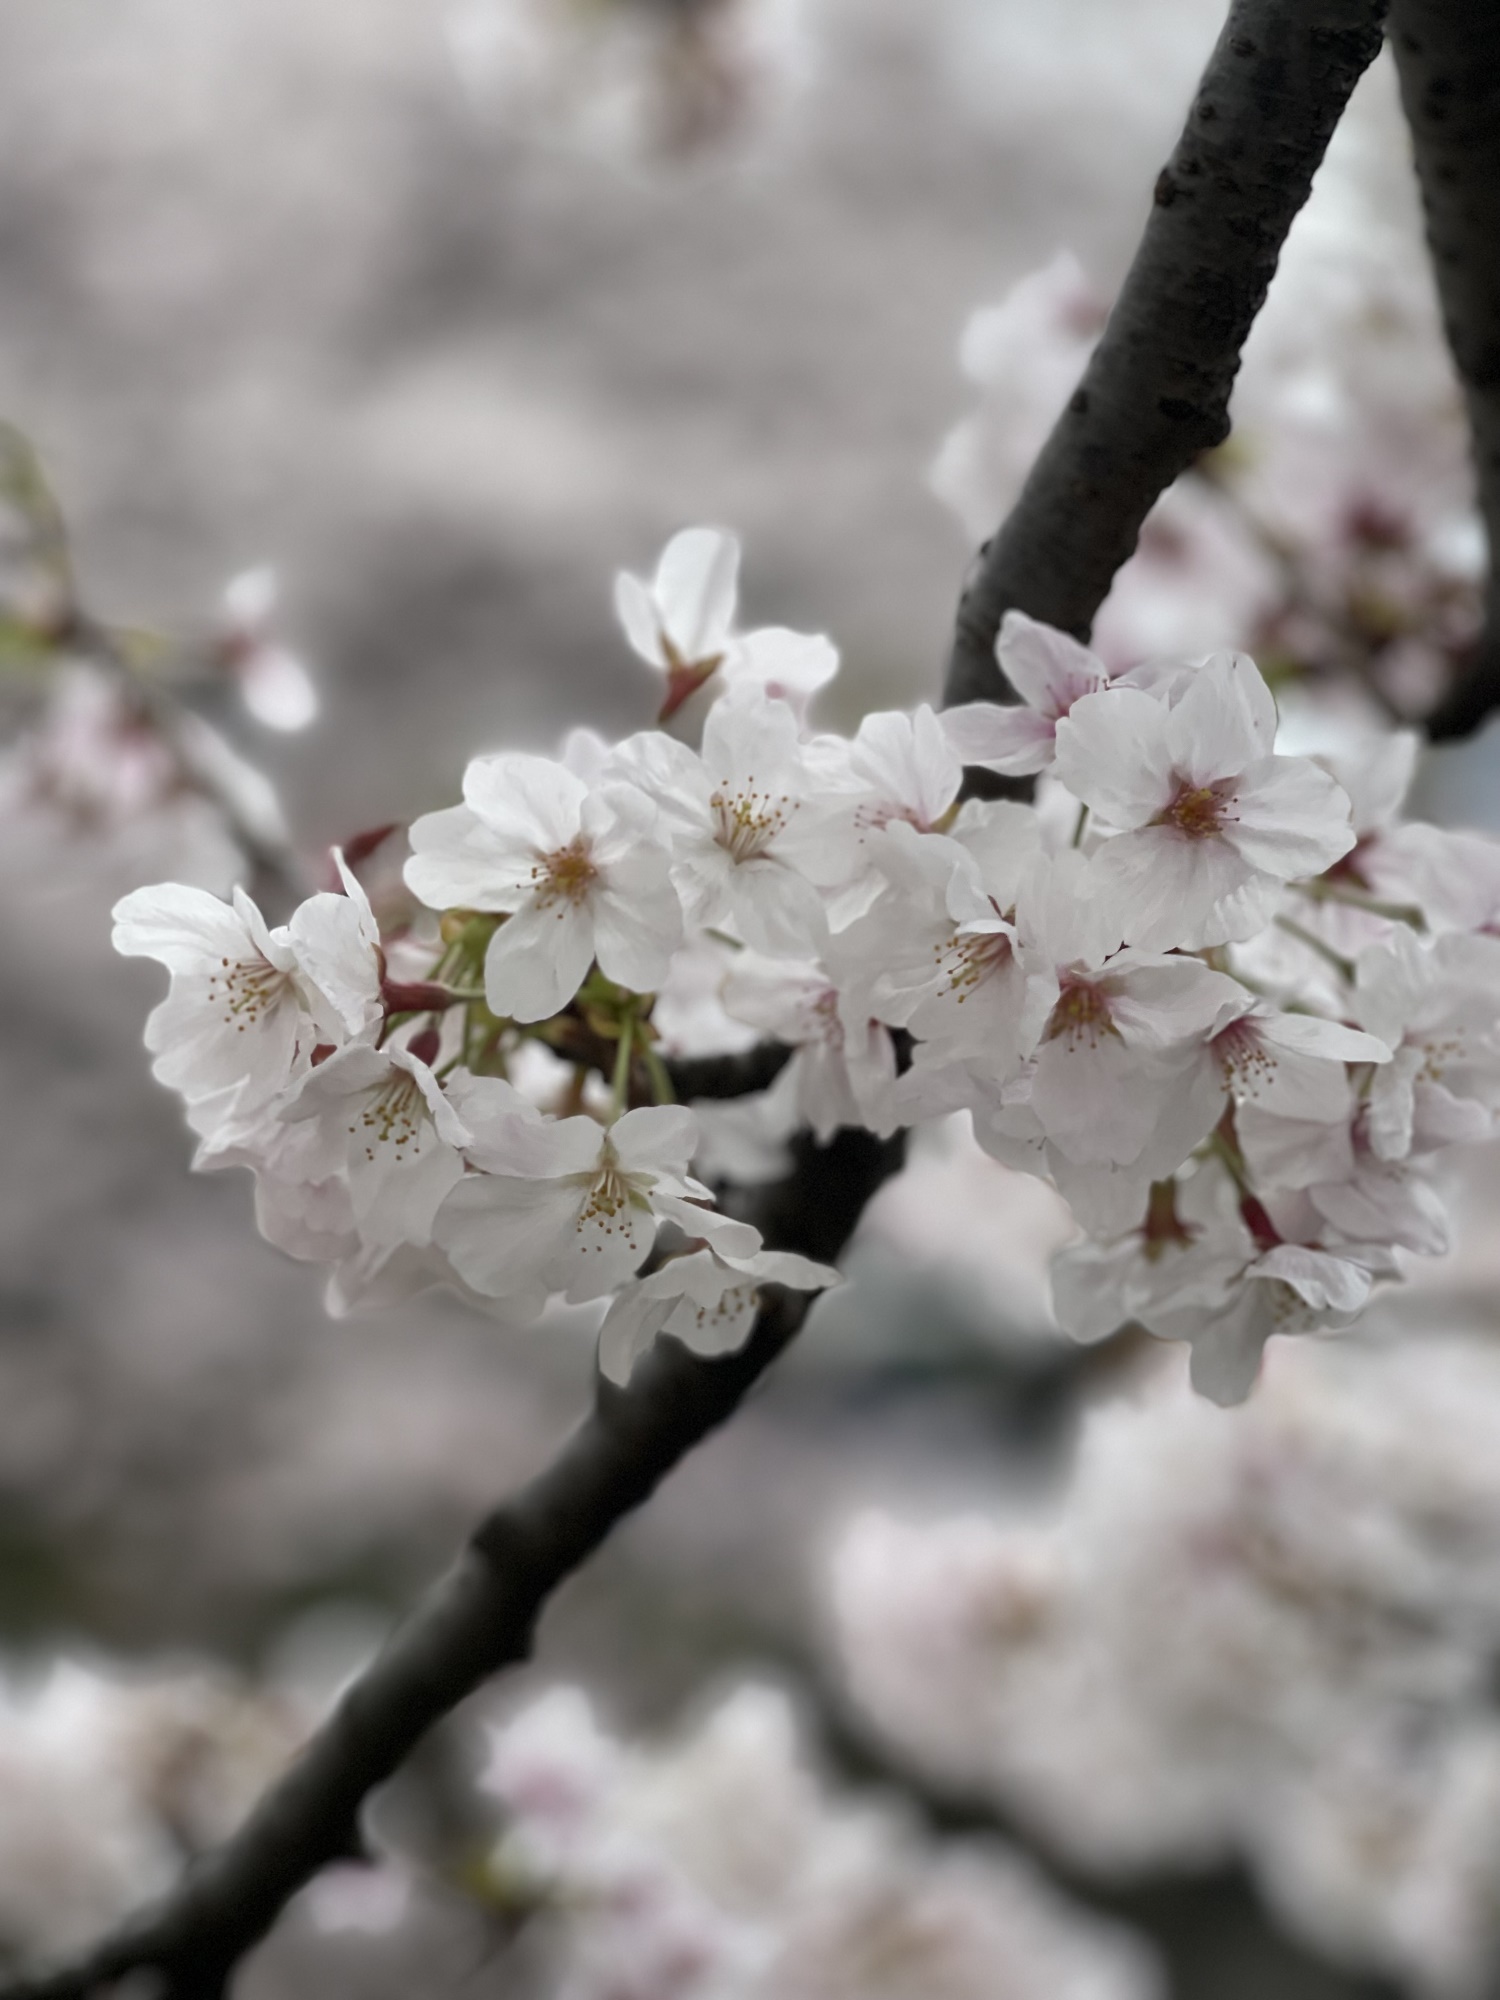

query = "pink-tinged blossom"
[1052,653,1356,951]
[598,1241,841,1384]
[404,752,681,1022]
[801,704,963,921]
[720,951,897,1142]
[615,526,837,722]
[1143,1227,1390,1406]
[1353,927,1500,1162]
[1018,851,1244,1172]
[616,692,829,956]
[942,612,1110,778]
[435,1088,751,1310]
[843,807,1047,1082]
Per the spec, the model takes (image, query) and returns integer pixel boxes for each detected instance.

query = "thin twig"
[943,0,1389,708]
[1388,3,1500,741]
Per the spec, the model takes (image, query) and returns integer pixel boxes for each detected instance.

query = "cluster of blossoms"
[0,1659,302,1966]
[115,521,1500,1400]
[831,1324,1500,1997]
[325,1681,1161,2000]
[443,0,812,160]
[933,56,1480,710]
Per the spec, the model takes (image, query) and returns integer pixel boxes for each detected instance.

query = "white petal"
[1164,652,1276,781]
[995,609,1108,716]
[1052,687,1175,827]
[1224,756,1355,878]
[655,527,740,661]
[483,899,597,1023]
[614,568,667,668]
[940,703,1058,777]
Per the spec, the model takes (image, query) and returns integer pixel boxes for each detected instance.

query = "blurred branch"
[943,0,1389,708]
[1390,4,1500,740]
[0,1125,902,2000]
[665,1040,792,1100]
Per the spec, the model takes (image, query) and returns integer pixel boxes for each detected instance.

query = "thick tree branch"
[1389,3,1500,740]
[944,0,1389,707]
[0,1124,901,2000]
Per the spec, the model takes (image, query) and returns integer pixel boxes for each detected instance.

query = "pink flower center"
[350,1072,426,1162]
[1044,976,1117,1048]
[933,926,1014,1003]
[1156,776,1236,840]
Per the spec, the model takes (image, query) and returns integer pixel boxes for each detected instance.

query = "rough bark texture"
[1390,2,1500,740]
[0,1121,903,2000]
[943,0,1389,708]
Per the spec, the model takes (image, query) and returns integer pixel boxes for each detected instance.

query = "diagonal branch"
[0,1125,901,2000]
[944,0,1389,707]
[1388,3,1500,740]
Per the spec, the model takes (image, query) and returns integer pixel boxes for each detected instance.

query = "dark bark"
[944,0,1389,708]
[0,1123,902,2000]
[1389,2,1500,740]
[665,1040,793,1100]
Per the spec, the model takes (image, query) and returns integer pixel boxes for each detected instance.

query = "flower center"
[711,780,793,863]
[572,1146,650,1253]
[208,954,291,1031]
[1043,976,1118,1049]
[933,927,1014,1002]
[1213,1017,1277,1097]
[350,1072,426,1163]
[531,836,600,910]
[1156,776,1236,840]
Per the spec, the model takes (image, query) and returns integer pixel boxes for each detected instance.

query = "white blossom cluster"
[0,1658,302,1966]
[933,59,1479,707]
[347,1680,1161,2000]
[443,0,813,160]
[831,1326,1500,1997]
[113,524,1500,1399]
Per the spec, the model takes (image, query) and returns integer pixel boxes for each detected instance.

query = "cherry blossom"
[217,567,318,733]
[404,752,681,1022]
[598,1241,841,1384]
[1052,652,1356,950]
[618,691,829,955]
[111,880,374,1128]
[942,612,1110,778]
[435,1087,748,1309]
[615,526,837,723]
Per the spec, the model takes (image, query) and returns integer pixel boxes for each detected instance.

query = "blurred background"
[5,2,1500,1996]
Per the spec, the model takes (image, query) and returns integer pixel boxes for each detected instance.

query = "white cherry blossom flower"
[1018,851,1244,1170]
[801,704,963,921]
[615,526,740,719]
[1052,652,1356,951]
[435,1089,751,1308]
[276,1039,472,1251]
[615,526,836,723]
[943,612,1110,778]
[616,692,828,956]
[598,1241,841,1384]
[404,753,681,1023]
[1142,1209,1393,1405]
[720,951,897,1142]
[111,877,379,1128]
[1353,927,1500,1161]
